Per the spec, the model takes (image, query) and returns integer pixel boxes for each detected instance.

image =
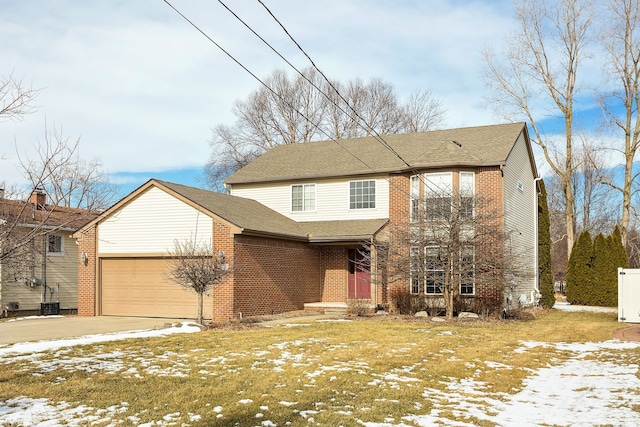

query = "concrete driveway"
[0,316,181,345]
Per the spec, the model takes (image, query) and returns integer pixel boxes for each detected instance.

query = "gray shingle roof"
[225,122,527,184]
[157,181,386,241]
[158,180,308,239]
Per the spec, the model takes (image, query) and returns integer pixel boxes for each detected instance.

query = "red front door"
[348,249,371,299]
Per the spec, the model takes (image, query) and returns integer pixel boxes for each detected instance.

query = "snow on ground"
[1,317,639,426]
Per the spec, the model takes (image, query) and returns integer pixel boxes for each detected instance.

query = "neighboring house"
[0,189,98,316]
[75,122,539,321]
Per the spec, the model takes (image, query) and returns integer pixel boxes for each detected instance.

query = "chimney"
[29,188,47,210]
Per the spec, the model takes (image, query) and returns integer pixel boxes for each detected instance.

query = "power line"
[163,0,456,207]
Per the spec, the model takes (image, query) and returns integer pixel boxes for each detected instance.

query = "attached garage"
[100,258,212,319]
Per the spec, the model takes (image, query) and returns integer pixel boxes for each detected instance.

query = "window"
[47,234,63,255]
[460,172,474,218]
[350,180,376,209]
[460,246,475,295]
[425,246,446,294]
[410,247,420,294]
[425,172,452,220]
[292,184,315,212]
[410,175,420,221]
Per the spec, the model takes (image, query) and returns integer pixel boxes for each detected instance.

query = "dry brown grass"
[0,309,632,426]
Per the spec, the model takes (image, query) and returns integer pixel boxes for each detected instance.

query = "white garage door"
[100,258,213,319]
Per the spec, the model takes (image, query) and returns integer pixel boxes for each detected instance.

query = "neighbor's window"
[292,184,315,212]
[47,234,63,254]
[425,246,446,294]
[349,180,376,209]
[460,172,475,218]
[425,172,452,220]
[460,246,475,295]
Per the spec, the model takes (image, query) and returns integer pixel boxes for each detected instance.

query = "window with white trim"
[292,184,315,212]
[47,234,63,255]
[425,172,452,220]
[425,246,446,294]
[410,247,420,294]
[349,180,376,209]
[410,175,420,221]
[460,246,475,295]
[460,172,474,218]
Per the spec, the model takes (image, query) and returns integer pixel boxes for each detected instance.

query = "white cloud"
[1,0,517,191]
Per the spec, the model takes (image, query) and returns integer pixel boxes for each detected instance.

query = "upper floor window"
[410,175,420,221]
[292,184,315,212]
[350,180,376,209]
[47,234,63,255]
[425,172,452,220]
[460,172,475,218]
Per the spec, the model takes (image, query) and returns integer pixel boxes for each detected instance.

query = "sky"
[0,0,552,200]
[1,307,639,426]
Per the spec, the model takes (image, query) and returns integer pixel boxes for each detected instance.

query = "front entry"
[348,249,371,299]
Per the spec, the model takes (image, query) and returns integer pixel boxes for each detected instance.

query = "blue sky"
[0,0,609,200]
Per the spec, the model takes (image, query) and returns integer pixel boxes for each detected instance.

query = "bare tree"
[0,72,39,123]
[205,67,446,190]
[18,125,119,210]
[1,127,112,272]
[399,89,447,133]
[167,238,230,325]
[382,188,531,319]
[598,0,640,247]
[484,0,595,256]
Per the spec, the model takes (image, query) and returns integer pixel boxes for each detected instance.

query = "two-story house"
[1,189,98,316]
[75,122,538,321]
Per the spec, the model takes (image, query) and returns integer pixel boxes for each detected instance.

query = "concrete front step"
[304,302,348,314]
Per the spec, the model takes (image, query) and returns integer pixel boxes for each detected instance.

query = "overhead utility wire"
[256,0,418,171]
[218,0,394,156]
[217,0,449,197]
[254,0,454,197]
[164,1,450,205]
[163,0,400,190]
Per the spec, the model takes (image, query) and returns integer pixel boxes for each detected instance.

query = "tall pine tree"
[538,180,555,307]
[566,230,592,305]
[590,233,610,306]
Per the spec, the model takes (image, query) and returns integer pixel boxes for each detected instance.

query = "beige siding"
[503,133,537,300]
[230,176,390,222]
[98,187,213,254]
[1,231,78,311]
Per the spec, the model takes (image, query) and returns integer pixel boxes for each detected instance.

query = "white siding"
[1,231,78,311]
[230,176,390,222]
[98,187,213,254]
[503,133,538,299]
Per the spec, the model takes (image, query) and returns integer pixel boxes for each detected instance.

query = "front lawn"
[0,310,638,426]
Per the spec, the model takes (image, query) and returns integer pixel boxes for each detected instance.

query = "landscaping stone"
[414,311,428,317]
[458,312,480,319]
[431,317,446,322]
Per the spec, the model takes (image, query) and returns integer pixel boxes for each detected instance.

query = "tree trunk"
[197,292,204,325]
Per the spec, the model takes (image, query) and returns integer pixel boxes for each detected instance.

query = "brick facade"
[76,225,97,316]
[383,167,506,307]
[211,221,236,321]
[232,235,323,318]
[320,247,348,302]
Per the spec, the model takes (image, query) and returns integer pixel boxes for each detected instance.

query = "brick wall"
[386,173,411,302]
[232,235,323,319]
[211,221,235,321]
[384,168,506,306]
[77,225,97,316]
[320,247,347,302]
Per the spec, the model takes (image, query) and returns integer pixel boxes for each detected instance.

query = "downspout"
[42,234,48,302]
